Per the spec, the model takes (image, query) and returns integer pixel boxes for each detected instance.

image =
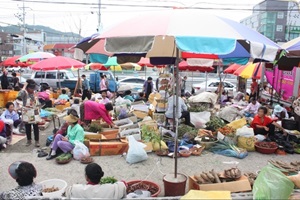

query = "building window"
[277,12,284,19]
[277,25,283,32]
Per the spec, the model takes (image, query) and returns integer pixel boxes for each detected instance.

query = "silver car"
[31,70,77,89]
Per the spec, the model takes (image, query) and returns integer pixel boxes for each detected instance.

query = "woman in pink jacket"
[81,100,118,128]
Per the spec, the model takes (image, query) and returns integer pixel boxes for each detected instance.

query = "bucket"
[163,173,187,196]
[40,179,68,198]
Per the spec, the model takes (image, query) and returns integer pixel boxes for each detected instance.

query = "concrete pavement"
[1,122,300,196]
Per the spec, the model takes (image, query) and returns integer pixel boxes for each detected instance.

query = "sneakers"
[25,140,32,146]
[35,141,40,147]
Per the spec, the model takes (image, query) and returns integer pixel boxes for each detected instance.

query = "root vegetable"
[211,170,221,183]
[195,175,205,184]
[205,172,215,182]
[201,173,210,182]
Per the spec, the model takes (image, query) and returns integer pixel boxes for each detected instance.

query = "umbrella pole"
[58,69,61,89]
[271,66,275,103]
[174,49,180,179]
[259,63,265,101]
[205,71,208,91]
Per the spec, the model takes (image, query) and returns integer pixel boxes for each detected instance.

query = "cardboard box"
[85,134,128,156]
[100,129,119,139]
[133,110,148,119]
[119,128,141,141]
[188,175,251,193]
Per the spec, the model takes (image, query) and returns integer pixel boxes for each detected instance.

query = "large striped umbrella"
[233,62,262,79]
[224,63,241,74]
[18,52,55,62]
[90,9,280,179]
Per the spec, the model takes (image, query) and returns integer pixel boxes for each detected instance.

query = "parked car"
[31,70,78,89]
[192,79,236,94]
[7,66,25,73]
[118,77,157,93]
[118,77,146,93]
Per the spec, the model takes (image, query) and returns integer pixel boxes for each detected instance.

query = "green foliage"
[177,124,198,139]
[100,177,118,184]
[205,116,225,131]
[141,125,161,144]
[86,123,103,133]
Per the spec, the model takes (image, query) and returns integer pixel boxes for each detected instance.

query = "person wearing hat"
[272,104,288,120]
[0,161,42,199]
[81,74,91,101]
[17,79,40,147]
[65,163,127,199]
[123,90,134,102]
[46,113,84,160]
[143,77,153,101]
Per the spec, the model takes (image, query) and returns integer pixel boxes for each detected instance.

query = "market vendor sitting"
[272,104,289,120]
[243,98,260,117]
[0,161,42,199]
[165,93,191,125]
[251,106,287,141]
[123,90,134,102]
[46,113,84,160]
[1,102,22,137]
[38,85,52,109]
[81,100,118,128]
[99,90,111,104]
[58,89,69,100]
[65,163,127,199]
[0,120,7,150]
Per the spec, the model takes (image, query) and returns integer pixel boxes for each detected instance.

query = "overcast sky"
[0,0,263,37]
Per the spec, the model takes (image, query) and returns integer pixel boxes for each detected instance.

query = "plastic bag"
[237,136,256,151]
[190,111,211,128]
[228,118,247,130]
[253,165,294,200]
[236,126,254,137]
[213,149,248,159]
[126,136,148,164]
[73,141,90,160]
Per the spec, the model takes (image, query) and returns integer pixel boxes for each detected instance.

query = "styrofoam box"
[119,128,141,141]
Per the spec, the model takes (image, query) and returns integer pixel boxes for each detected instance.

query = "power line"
[10,0,300,11]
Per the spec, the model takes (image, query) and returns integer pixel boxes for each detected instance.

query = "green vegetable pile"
[205,116,225,131]
[177,124,198,139]
[141,125,161,144]
[56,153,72,162]
[100,176,118,184]
[188,104,210,112]
[85,123,103,133]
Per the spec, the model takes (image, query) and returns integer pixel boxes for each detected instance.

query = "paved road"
[21,69,250,92]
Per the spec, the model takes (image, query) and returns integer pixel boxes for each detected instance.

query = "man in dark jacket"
[1,70,9,89]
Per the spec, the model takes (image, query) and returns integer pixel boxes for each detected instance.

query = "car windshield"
[65,71,75,79]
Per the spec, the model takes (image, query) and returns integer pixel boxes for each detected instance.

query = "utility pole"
[22,0,26,55]
[98,0,101,32]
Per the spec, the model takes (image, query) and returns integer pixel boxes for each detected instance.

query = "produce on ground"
[177,124,198,139]
[43,186,59,193]
[218,125,236,137]
[127,182,159,195]
[256,142,278,149]
[194,170,221,184]
[198,129,214,137]
[269,160,298,173]
[210,140,244,154]
[188,104,209,112]
[244,172,257,186]
[84,122,103,133]
[224,168,242,179]
[56,153,72,162]
[205,116,225,131]
[100,177,118,184]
